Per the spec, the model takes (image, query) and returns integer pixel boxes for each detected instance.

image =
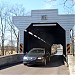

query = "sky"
[0,0,74,14]
[0,0,46,11]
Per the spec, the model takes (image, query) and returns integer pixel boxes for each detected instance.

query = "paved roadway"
[0,55,70,75]
[55,49,63,55]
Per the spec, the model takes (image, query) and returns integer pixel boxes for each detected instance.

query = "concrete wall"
[0,54,24,67]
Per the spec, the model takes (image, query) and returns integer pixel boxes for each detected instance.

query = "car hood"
[25,53,45,57]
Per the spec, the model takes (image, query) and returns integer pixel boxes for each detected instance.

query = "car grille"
[27,57,36,60]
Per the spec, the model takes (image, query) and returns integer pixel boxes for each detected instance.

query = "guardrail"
[0,53,24,67]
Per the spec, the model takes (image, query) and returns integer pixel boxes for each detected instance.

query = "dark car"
[23,48,50,66]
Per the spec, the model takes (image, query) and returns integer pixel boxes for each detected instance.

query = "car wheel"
[44,59,47,66]
[49,57,50,62]
[24,63,27,65]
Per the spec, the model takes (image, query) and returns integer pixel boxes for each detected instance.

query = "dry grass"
[0,49,17,56]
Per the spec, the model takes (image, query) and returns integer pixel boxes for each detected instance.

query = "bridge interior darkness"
[24,23,66,56]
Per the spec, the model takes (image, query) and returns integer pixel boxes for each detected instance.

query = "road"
[0,55,70,75]
[55,49,63,55]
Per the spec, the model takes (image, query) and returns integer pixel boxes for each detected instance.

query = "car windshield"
[28,49,45,54]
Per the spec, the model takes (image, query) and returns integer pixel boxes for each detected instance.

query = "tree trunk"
[17,32,19,53]
[1,36,4,55]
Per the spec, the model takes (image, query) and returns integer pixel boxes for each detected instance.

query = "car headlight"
[23,56,27,60]
[37,57,44,59]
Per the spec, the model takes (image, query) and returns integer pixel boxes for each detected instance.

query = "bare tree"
[7,4,26,53]
[46,0,75,14]
[9,4,26,16]
[0,3,8,55]
[0,3,26,55]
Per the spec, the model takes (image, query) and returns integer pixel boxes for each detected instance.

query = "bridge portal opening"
[51,44,63,55]
[24,23,66,56]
